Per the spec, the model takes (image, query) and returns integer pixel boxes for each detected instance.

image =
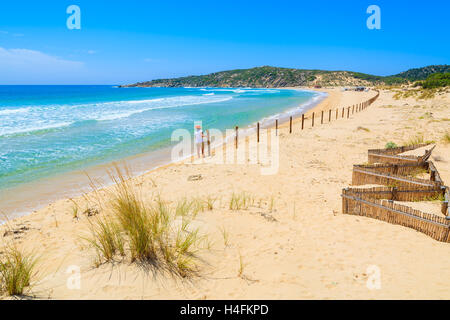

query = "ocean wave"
[0,122,73,137]
[0,94,235,134]
[0,107,31,116]
[92,95,233,121]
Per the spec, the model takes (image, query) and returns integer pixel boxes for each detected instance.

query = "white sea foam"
[0,107,31,116]
[0,94,234,135]
[0,122,73,137]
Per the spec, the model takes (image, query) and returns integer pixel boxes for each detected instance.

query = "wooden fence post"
[321,111,324,124]
[276,119,278,136]
[329,109,332,122]
[352,105,354,114]
[301,114,305,130]
[347,107,350,119]
[342,107,344,118]
[443,201,449,216]
[289,116,292,134]
[235,126,238,149]
[257,122,260,143]
[336,108,338,120]
[312,112,315,127]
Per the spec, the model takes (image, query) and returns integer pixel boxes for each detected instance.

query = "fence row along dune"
[342,144,450,243]
[235,90,380,147]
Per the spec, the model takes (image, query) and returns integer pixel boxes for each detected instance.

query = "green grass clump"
[443,132,450,144]
[229,192,253,211]
[0,246,39,296]
[385,141,398,149]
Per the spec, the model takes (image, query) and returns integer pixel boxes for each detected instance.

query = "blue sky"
[0,0,448,84]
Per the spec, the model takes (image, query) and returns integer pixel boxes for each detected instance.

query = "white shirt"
[194,130,203,144]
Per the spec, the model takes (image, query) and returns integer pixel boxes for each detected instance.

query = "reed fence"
[342,143,450,243]
[352,164,442,189]
[367,144,434,164]
[342,189,450,242]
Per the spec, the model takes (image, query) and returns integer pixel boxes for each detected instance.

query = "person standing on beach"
[206,129,211,157]
[195,125,205,158]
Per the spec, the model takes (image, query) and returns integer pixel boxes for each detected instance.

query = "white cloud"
[87,50,97,54]
[0,47,86,84]
[0,47,83,68]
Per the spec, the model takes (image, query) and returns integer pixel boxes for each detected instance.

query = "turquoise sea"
[0,85,325,215]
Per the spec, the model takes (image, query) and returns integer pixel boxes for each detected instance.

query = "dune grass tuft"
[85,216,125,264]
[443,132,450,144]
[204,196,217,211]
[175,198,193,217]
[229,192,253,211]
[0,246,39,296]
[238,252,245,278]
[69,200,80,219]
[85,165,206,277]
[404,134,435,146]
[219,226,230,247]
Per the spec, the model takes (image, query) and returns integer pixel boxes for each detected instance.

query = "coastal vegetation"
[121,65,449,88]
[395,66,450,81]
[0,246,39,296]
[85,166,208,278]
[414,73,450,89]
[229,192,254,211]
[385,142,398,149]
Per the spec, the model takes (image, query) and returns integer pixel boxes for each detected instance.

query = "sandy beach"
[1,87,449,300]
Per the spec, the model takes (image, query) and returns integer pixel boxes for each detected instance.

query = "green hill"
[393,65,450,81]
[121,65,450,88]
